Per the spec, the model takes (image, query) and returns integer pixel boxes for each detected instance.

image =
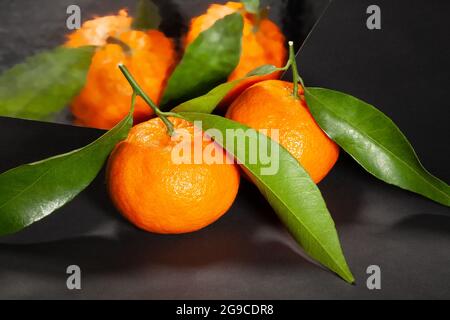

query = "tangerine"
[66,10,176,129]
[226,80,339,183]
[107,117,240,234]
[184,2,286,106]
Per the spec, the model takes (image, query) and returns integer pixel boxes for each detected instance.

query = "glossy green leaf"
[132,0,161,30]
[172,64,280,114]
[180,112,354,283]
[0,107,134,236]
[305,87,450,206]
[246,64,282,77]
[172,80,240,113]
[242,0,260,14]
[161,13,243,106]
[0,46,94,121]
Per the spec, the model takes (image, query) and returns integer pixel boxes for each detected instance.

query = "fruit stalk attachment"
[119,64,178,136]
[287,41,304,100]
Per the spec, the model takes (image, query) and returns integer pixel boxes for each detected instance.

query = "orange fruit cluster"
[65,4,287,129]
[72,6,338,235]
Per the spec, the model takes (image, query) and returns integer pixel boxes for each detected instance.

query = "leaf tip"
[337,265,355,284]
[345,273,356,285]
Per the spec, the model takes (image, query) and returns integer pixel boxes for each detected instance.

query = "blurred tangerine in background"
[66,10,176,129]
[185,1,287,106]
[64,2,288,129]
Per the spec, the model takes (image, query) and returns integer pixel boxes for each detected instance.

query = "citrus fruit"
[226,80,339,183]
[107,117,240,234]
[184,2,286,105]
[66,10,176,129]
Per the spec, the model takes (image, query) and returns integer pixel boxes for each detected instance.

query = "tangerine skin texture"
[185,2,286,105]
[66,11,176,129]
[226,80,340,183]
[107,117,240,234]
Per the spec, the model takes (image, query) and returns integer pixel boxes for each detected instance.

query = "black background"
[0,0,449,299]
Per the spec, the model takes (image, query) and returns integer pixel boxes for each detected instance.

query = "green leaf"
[246,64,282,77]
[179,112,354,283]
[242,0,260,14]
[132,0,161,30]
[0,107,134,236]
[0,46,94,121]
[161,13,243,107]
[172,80,240,113]
[172,64,280,114]
[304,87,450,206]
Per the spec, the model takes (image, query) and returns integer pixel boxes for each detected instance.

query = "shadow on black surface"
[0,188,322,278]
[392,213,450,236]
[0,150,370,280]
[0,177,345,279]
[0,117,104,173]
[84,167,123,220]
[318,153,367,225]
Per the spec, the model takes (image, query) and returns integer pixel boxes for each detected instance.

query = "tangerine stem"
[106,37,132,56]
[119,64,175,136]
[288,41,304,99]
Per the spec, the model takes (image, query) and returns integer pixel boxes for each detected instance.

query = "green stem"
[131,91,137,110]
[119,64,175,136]
[288,41,305,99]
[106,37,132,56]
